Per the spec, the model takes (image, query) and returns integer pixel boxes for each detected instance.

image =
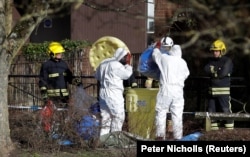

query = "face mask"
[120,56,127,65]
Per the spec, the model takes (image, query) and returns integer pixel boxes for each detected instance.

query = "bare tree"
[2,0,250,155]
[167,0,250,78]
[0,0,146,155]
[0,0,84,156]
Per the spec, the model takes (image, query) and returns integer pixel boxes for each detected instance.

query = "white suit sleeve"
[152,48,162,62]
[113,63,133,80]
[183,61,190,80]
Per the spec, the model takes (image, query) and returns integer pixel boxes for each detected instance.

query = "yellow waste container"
[125,88,158,139]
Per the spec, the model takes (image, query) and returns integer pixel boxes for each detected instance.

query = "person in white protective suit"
[152,44,190,140]
[95,47,133,136]
[145,36,174,88]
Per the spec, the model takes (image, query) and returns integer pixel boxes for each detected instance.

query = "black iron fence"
[8,49,97,110]
[8,53,249,113]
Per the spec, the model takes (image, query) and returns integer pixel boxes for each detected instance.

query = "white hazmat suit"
[95,48,133,136]
[152,45,190,140]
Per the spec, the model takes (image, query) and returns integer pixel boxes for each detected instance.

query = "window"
[147,0,155,33]
[147,0,155,46]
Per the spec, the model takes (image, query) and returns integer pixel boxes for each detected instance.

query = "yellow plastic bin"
[125,88,158,139]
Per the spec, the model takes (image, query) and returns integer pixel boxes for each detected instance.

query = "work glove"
[40,87,48,101]
[126,53,132,65]
[145,78,153,88]
[210,65,216,73]
[72,77,82,86]
[131,82,138,88]
[210,65,218,78]
[155,41,161,49]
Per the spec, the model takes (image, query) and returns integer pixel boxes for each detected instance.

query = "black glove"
[72,77,82,86]
[40,89,48,101]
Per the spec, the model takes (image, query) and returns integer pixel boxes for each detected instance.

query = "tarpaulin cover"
[76,115,100,140]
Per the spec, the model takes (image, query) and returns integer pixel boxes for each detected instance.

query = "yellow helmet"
[48,42,65,56]
[210,39,226,55]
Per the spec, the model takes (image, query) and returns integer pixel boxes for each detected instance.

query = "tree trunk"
[0,53,14,156]
[0,0,14,155]
[0,1,84,156]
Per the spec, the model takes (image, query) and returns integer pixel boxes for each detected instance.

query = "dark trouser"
[208,95,234,129]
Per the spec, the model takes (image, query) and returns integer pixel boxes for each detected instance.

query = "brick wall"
[154,0,181,40]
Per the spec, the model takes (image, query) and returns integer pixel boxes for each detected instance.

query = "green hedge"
[22,39,92,60]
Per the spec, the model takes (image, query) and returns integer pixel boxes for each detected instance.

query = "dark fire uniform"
[39,58,73,104]
[204,55,234,130]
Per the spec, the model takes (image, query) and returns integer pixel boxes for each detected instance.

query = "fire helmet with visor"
[210,39,227,55]
[48,42,65,57]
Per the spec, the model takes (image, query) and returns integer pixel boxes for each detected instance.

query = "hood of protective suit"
[114,48,128,61]
[169,45,182,57]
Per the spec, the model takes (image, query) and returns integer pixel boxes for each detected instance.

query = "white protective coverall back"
[95,48,133,136]
[152,45,190,140]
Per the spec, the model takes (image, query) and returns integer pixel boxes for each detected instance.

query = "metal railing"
[8,53,249,113]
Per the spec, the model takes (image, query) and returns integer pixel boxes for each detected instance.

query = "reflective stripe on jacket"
[39,58,73,98]
[47,89,69,97]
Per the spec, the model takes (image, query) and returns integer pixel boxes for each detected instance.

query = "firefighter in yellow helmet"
[39,41,81,133]
[204,39,234,130]
[39,41,81,105]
